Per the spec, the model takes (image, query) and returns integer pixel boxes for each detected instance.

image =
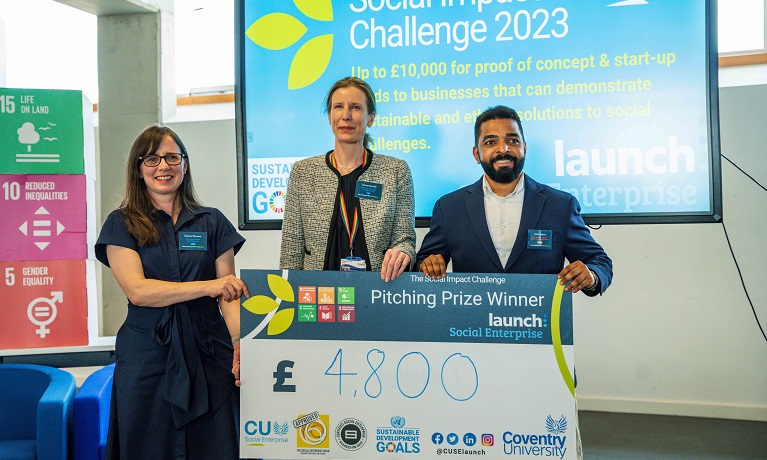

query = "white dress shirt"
[483,174,525,267]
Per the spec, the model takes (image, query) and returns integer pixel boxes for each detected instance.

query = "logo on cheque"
[242,274,296,336]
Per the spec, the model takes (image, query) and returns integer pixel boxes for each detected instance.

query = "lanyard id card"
[341,256,366,271]
[338,178,364,270]
[333,151,371,270]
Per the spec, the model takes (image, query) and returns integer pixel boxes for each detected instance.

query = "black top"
[323,150,373,270]
[94,205,245,458]
[95,205,244,281]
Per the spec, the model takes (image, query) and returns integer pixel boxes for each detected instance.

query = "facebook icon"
[432,433,444,445]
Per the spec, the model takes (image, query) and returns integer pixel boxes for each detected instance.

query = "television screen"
[236,0,721,229]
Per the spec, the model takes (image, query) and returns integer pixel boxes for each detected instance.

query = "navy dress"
[95,206,245,459]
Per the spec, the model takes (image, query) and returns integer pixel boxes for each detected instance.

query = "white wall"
[148,85,767,422]
[0,18,6,87]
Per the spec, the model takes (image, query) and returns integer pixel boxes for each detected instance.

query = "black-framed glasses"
[138,153,186,167]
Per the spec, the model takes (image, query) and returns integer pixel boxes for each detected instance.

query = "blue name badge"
[527,230,552,250]
[354,180,382,201]
[179,232,207,251]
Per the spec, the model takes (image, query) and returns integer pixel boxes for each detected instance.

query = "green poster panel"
[0,88,87,174]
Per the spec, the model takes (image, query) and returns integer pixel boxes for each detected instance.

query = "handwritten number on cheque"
[324,348,479,401]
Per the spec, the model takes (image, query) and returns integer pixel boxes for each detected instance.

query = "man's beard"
[480,154,525,184]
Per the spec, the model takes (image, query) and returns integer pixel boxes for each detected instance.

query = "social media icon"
[463,433,477,446]
[447,433,459,445]
[481,434,494,446]
[431,432,444,445]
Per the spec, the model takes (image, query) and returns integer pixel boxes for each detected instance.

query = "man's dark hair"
[474,105,525,146]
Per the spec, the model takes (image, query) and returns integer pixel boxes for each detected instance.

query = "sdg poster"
[240,1,718,225]
[0,88,90,175]
[0,174,87,261]
[240,270,577,459]
[0,259,88,349]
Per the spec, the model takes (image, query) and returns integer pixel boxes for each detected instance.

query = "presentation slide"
[237,0,721,228]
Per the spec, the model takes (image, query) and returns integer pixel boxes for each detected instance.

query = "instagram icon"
[481,434,494,446]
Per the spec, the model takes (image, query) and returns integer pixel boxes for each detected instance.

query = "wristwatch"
[586,270,599,290]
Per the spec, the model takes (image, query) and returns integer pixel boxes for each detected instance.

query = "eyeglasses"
[139,153,186,167]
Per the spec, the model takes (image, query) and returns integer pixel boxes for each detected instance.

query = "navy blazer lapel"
[504,175,546,271]
[465,178,504,271]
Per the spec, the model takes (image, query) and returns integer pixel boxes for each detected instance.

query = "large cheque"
[240,270,576,459]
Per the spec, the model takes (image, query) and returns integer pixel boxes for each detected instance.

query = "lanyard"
[331,151,368,255]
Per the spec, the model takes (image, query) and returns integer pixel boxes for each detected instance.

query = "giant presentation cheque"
[240,270,576,459]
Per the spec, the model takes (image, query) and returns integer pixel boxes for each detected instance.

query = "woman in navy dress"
[95,125,248,459]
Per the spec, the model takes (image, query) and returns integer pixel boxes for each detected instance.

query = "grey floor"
[580,411,767,459]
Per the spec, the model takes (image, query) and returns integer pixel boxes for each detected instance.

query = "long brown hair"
[120,125,202,246]
[324,76,377,148]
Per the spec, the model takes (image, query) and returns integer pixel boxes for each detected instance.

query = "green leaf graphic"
[288,34,333,89]
[246,13,307,50]
[242,295,279,315]
[268,308,295,335]
[294,0,333,21]
[268,274,295,302]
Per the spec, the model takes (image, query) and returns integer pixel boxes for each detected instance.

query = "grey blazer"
[280,152,416,271]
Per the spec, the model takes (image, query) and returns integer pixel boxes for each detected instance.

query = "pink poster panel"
[0,259,88,349]
[0,174,87,261]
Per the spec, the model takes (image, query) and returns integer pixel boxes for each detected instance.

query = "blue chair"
[73,364,114,460]
[0,363,76,460]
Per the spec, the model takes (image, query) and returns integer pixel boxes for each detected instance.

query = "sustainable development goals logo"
[242,272,357,338]
[246,0,334,89]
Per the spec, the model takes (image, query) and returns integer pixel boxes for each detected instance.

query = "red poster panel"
[0,259,88,349]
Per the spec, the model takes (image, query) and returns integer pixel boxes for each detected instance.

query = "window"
[174,0,234,96]
[0,0,235,102]
[718,0,766,53]
[0,0,97,101]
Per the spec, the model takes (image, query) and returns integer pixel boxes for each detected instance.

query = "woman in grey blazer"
[279,77,415,282]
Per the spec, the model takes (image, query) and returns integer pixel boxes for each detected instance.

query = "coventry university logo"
[246,0,334,89]
[502,415,568,457]
[242,273,296,336]
[545,415,567,435]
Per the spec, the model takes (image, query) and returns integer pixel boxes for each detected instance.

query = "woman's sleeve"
[211,208,246,258]
[94,210,138,267]
[390,159,417,268]
[279,163,306,270]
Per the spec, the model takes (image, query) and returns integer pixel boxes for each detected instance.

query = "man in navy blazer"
[416,105,612,295]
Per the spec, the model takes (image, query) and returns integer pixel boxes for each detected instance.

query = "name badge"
[340,256,366,271]
[354,180,382,201]
[179,232,207,251]
[527,230,552,250]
